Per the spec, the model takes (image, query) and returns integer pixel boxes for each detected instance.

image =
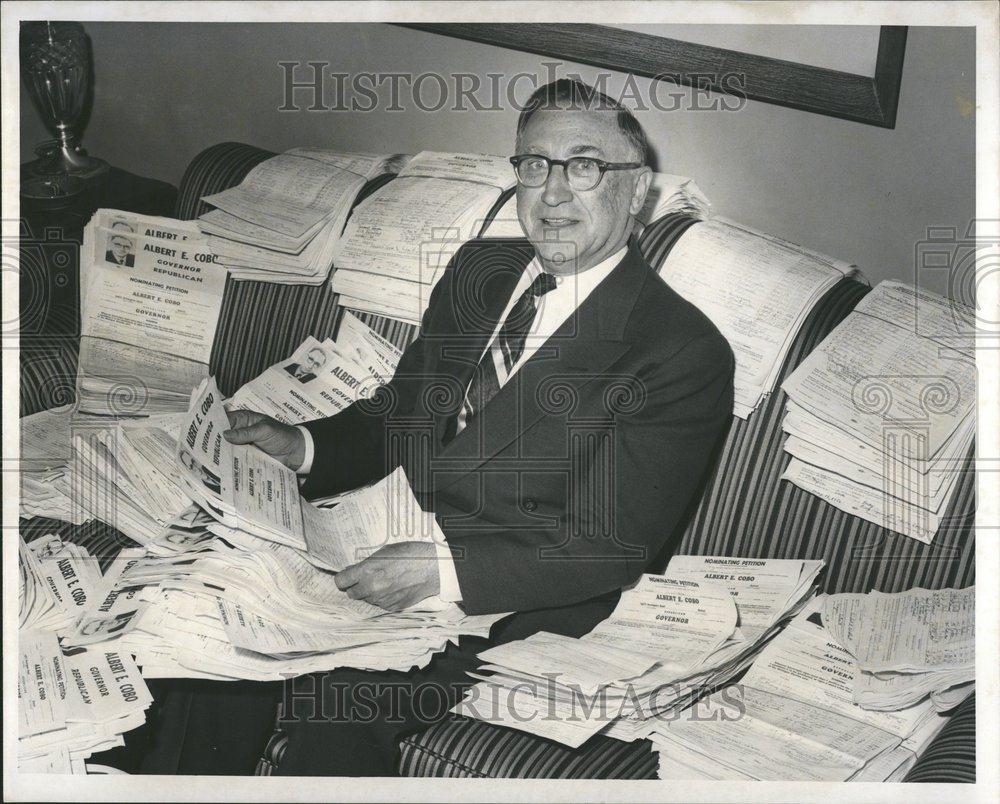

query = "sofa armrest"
[903,692,976,783]
[174,142,275,220]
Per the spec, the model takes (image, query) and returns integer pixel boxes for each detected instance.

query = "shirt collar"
[523,246,629,293]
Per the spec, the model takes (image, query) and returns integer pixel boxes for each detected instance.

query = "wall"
[20,23,976,299]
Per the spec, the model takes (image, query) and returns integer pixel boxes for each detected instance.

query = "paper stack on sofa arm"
[199,148,403,285]
[453,556,824,748]
[330,151,516,324]
[822,586,975,712]
[650,598,955,782]
[655,218,860,419]
[780,281,976,544]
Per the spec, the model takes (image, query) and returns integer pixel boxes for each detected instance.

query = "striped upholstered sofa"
[20,142,976,781]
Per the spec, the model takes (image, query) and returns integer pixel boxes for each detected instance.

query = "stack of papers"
[823,586,974,712]
[20,535,151,651]
[20,536,92,633]
[482,172,711,238]
[331,151,516,324]
[656,218,860,418]
[228,311,401,424]
[180,373,464,575]
[780,281,976,543]
[200,148,403,285]
[19,404,190,533]
[21,468,84,524]
[651,600,951,782]
[78,209,227,414]
[638,172,712,223]
[20,404,88,525]
[18,630,153,774]
[68,416,193,546]
[454,556,824,748]
[63,376,513,680]
[113,535,505,681]
[18,539,155,773]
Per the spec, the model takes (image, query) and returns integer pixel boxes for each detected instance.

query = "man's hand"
[335,541,440,611]
[223,409,306,471]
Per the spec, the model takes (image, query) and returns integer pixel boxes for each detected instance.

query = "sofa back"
[176,142,975,596]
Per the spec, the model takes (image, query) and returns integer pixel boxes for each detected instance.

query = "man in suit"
[105,220,136,267]
[178,448,223,496]
[283,346,327,383]
[183,79,733,776]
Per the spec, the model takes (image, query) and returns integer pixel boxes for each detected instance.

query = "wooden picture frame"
[396,23,908,129]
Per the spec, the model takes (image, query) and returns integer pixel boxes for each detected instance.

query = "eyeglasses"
[509,154,642,191]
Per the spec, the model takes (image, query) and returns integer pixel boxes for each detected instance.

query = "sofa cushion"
[398,716,657,778]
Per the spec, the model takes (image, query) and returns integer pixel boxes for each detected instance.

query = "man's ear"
[629,167,654,216]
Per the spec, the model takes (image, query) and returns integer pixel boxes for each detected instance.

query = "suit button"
[523,498,537,512]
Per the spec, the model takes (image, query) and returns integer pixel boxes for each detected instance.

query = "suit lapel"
[419,241,650,491]
[424,239,534,447]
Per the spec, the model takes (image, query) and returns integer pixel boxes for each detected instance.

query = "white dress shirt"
[298,246,627,603]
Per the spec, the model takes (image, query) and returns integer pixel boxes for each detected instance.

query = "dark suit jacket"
[283,364,316,383]
[303,237,734,636]
[106,250,135,267]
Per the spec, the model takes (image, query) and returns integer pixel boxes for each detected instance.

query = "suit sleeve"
[437,332,735,615]
[299,273,450,499]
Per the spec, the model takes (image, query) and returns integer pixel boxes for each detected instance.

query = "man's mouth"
[540,218,578,228]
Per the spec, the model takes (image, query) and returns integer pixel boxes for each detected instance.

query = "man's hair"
[111,220,135,233]
[516,79,649,165]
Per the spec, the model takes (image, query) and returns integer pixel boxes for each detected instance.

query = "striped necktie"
[461,271,559,428]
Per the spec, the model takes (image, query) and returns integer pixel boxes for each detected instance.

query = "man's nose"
[541,163,574,206]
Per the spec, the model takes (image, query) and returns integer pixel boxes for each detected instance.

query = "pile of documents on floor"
[650,590,969,781]
[199,148,406,284]
[228,311,401,424]
[781,281,976,543]
[18,537,154,773]
[454,555,824,747]
[482,170,711,238]
[79,209,227,414]
[823,586,975,712]
[330,151,517,323]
